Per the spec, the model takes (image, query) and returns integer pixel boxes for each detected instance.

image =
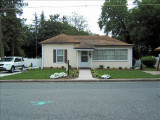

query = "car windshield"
[0,58,13,62]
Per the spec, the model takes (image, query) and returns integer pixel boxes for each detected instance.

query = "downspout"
[130,46,133,68]
[91,51,92,69]
[41,44,44,69]
[76,51,79,69]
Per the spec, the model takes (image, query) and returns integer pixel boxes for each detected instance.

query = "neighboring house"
[155,47,160,51]
[40,34,134,69]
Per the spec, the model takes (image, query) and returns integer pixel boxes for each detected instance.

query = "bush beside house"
[141,56,156,67]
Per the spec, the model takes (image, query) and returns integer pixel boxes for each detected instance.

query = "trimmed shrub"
[124,67,128,69]
[99,65,104,69]
[141,56,156,67]
[119,67,122,70]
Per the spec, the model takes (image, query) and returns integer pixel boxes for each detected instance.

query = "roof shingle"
[39,34,80,44]
[40,34,134,48]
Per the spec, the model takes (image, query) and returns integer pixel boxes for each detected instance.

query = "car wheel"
[10,66,14,73]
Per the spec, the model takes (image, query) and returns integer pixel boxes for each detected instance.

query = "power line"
[16,4,160,8]
[0,4,160,10]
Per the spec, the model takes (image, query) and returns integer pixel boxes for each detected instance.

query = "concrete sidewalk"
[74,69,97,80]
[143,71,160,75]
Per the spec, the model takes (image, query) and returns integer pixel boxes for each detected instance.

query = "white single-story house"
[40,34,134,69]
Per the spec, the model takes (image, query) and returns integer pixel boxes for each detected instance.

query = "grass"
[92,69,160,79]
[0,69,78,80]
[142,66,159,71]
[1,68,160,80]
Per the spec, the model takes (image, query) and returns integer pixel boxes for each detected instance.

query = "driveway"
[0,70,21,77]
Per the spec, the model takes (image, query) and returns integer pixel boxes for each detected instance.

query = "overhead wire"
[0,3,160,10]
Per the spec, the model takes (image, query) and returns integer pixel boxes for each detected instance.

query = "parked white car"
[0,56,25,73]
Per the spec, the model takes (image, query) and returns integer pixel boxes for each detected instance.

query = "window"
[15,58,21,62]
[81,51,88,62]
[93,49,128,61]
[53,49,67,63]
[57,49,64,62]
[0,58,13,62]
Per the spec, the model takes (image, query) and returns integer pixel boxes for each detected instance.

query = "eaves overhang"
[39,42,80,44]
[74,48,95,51]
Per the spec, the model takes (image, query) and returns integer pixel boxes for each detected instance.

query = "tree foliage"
[0,0,27,56]
[0,2,90,58]
[99,0,160,58]
[23,12,90,57]
[99,0,130,43]
[67,12,89,32]
[129,0,160,57]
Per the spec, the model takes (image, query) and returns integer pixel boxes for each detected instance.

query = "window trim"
[92,48,128,62]
[56,49,64,63]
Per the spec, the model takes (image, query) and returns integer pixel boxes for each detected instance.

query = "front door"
[80,51,89,68]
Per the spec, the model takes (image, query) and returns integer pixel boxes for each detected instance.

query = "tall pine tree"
[0,0,27,56]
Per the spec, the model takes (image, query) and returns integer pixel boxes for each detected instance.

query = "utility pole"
[0,14,2,58]
[0,12,6,58]
[33,13,38,59]
[35,25,38,59]
[0,13,4,58]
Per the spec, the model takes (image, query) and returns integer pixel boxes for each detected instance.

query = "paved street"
[0,82,160,120]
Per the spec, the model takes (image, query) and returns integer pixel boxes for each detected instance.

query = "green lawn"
[0,69,70,80]
[1,68,160,80]
[143,66,159,71]
[93,69,160,79]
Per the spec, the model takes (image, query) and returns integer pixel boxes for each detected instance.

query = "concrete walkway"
[143,71,160,75]
[74,69,97,80]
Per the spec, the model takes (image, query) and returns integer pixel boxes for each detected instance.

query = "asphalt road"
[0,82,160,120]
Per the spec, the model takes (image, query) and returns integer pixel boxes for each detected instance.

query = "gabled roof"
[39,34,80,44]
[40,34,134,49]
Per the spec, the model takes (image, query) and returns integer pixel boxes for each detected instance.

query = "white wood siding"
[43,44,77,68]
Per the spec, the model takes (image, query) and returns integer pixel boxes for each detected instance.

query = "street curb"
[0,78,160,82]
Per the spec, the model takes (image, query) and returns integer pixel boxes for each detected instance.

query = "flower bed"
[50,72,67,79]
[92,69,111,79]
[101,74,110,79]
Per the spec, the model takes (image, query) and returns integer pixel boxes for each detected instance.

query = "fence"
[24,58,42,68]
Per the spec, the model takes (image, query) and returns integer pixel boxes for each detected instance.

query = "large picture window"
[93,49,128,61]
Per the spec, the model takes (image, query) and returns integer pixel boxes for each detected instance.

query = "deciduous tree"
[98,0,130,43]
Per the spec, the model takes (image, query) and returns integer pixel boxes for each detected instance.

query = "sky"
[22,0,135,35]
